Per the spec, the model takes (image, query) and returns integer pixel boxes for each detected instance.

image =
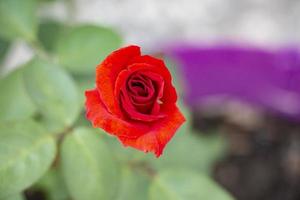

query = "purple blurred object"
[167,44,300,120]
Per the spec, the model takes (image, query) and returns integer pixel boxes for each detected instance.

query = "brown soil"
[194,109,300,200]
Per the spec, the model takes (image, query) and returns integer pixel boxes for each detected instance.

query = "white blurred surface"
[3,0,300,70]
[72,0,300,48]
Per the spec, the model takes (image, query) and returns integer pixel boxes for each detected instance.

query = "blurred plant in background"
[0,0,233,200]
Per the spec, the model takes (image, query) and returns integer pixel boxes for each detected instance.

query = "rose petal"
[96,45,141,116]
[120,91,164,121]
[86,45,186,158]
[127,61,178,105]
[135,71,164,115]
[115,67,166,121]
[85,89,185,156]
[118,105,186,157]
[128,74,153,98]
[125,63,177,113]
[85,89,145,138]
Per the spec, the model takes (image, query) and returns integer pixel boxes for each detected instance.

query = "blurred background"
[2,0,300,70]
[1,0,300,200]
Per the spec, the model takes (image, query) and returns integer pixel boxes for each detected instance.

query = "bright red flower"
[85,45,185,157]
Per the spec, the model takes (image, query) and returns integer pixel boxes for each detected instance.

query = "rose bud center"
[120,71,165,121]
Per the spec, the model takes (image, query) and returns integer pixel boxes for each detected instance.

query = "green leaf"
[139,102,226,173]
[75,112,91,127]
[149,170,234,200]
[61,127,120,200]
[0,193,25,200]
[0,0,37,41]
[0,120,57,198]
[38,20,65,52]
[0,38,9,64]
[37,0,58,2]
[35,168,69,200]
[0,68,36,121]
[23,58,80,134]
[152,129,228,174]
[55,25,122,75]
[104,133,141,163]
[73,74,95,108]
[116,166,150,200]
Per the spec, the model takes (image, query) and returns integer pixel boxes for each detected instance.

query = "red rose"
[85,45,185,157]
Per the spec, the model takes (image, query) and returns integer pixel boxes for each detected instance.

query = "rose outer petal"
[96,45,141,116]
[85,89,185,157]
[118,105,185,157]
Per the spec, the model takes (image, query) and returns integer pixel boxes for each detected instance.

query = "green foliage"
[152,129,227,173]
[105,135,140,163]
[55,25,122,75]
[0,120,56,198]
[116,166,150,200]
[73,74,95,107]
[61,127,120,200]
[0,1,234,199]
[0,68,37,121]
[23,58,80,133]
[0,193,25,200]
[106,104,227,173]
[0,0,37,41]
[149,103,226,173]
[35,168,69,200]
[149,170,234,200]
[38,20,65,52]
[0,38,9,64]
[37,0,58,2]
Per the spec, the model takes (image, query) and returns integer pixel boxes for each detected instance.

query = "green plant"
[0,0,235,199]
